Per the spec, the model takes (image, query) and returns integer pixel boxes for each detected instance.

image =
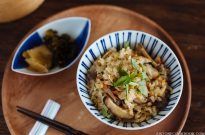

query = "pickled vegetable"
[22,45,52,73]
[22,29,77,73]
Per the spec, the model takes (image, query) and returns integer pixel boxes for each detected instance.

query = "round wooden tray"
[2,5,191,135]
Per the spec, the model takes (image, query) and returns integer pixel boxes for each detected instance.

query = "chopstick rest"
[29,99,60,135]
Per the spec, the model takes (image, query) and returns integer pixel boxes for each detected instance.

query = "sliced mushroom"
[136,44,157,67]
[155,56,162,64]
[104,88,117,103]
[145,64,159,79]
[105,97,134,119]
[87,65,97,81]
[103,84,119,103]
[102,48,116,58]
[154,89,170,110]
[137,56,152,64]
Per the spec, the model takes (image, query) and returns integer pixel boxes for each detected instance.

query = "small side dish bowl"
[12,17,91,76]
[76,30,183,130]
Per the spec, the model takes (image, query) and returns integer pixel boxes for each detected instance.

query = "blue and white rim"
[77,30,183,130]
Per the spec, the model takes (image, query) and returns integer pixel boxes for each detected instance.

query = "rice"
[87,44,171,123]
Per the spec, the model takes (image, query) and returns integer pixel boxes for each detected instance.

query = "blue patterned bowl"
[12,17,91,76]
[76,30,183,130]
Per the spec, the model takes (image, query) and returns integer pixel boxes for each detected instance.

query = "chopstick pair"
[17,106,88,135]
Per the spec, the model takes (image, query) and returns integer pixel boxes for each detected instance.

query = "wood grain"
[0,0,204,134]
[2,5,191,135]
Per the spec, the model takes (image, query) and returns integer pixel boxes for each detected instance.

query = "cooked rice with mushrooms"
[87,44,171,123]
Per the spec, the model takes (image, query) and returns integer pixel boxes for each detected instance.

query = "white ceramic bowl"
[76,30,183,130]
[12,17,91,76]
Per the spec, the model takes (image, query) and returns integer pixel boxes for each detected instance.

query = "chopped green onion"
[131,58,138,69]
[101,105,112,118]
[130,71,137,79]
[138,80,146,86]
[101,105,108,116]
[136,90,141,94]
[124,41,130,48]
[114,66,138,87]
[129,82,138,86]
[141,71,148,80]
[138,80,148,97]
[123,77,131,85]
[113,75,130,87]
[138,85,148,97]
[125,84,129,99]
[118,68,128,76]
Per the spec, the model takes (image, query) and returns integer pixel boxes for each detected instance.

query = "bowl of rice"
[76,30,183,130]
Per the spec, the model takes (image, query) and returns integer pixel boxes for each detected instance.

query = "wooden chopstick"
[16,106,88,135]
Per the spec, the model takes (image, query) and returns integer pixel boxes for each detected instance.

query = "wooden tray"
[2,5,192,135]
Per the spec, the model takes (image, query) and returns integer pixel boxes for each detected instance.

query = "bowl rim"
[11,17,91,76]
[76,30,184,130]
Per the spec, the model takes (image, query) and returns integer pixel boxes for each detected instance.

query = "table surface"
[0,0,204,134]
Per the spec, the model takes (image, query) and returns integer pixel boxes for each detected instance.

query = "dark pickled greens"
[44,29,77,67]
